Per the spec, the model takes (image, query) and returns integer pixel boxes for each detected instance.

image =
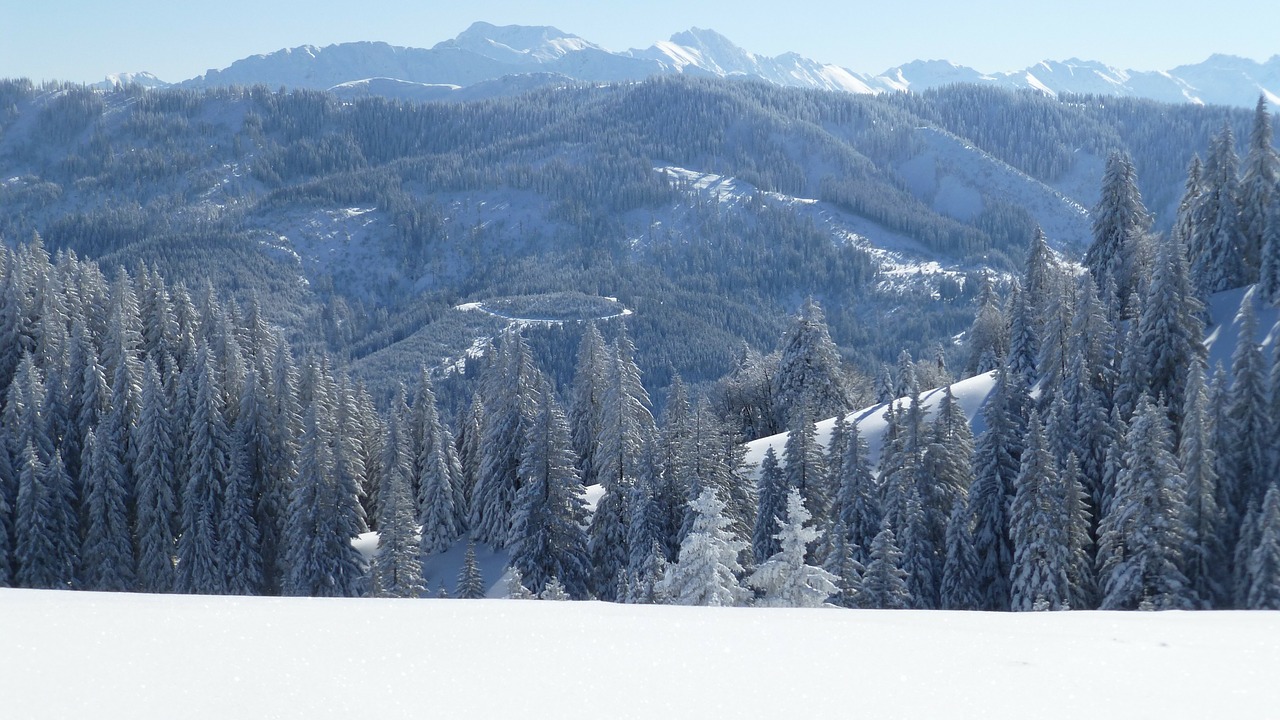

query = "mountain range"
[97,22,1280,108]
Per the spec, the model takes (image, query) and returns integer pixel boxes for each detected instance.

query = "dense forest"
[1,88,1279,608]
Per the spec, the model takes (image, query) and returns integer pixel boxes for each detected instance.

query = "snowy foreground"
[2,589,1277,719]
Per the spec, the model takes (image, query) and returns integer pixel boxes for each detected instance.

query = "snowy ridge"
[155,23,1279,108]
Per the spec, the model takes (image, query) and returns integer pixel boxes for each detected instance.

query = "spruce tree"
[79,428,136,592]
[660,488,750,607]
[509,379,591,599]
[413,369,463,555]
[1180,364,1226,607]
[772,297,853,430]
[822,517,865,609]
[832,417,880,568]
[133,359,177,594]
[940,500,981,611]
[1085,151,1151,309]
[1009,414,1070,611]
[963,273,1008,376]
[1060,454,1097,610]
[15,443,76,589]
[1190,124,1247,295]
[746,489,837,607]
[1240,96,1278,275]
[568,322,607,487]
[220,430,263,596]
[372,388,425,599]
[1097,397,1192,610]
[1246,484,1280,609]
[1136,232,1205,431]
[1220,289,1270,557]
[472,332,536,548]
[457,540,486,599]
[969,367,1021,610]
[860,522,911,609]
[752,447,787,566]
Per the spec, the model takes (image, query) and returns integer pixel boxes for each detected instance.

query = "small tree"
[747,490,838,608]
[456,540,486,599]
[859,522,911,609]
[659,488,750,607]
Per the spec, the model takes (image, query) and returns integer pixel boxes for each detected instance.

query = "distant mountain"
[99,23,1274,108]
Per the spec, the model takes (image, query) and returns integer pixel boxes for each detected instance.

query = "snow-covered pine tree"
[1006,285,1039,390]
[539,577,570,601]
[472,331,537,548]
[79,427,136,592]
[822,516,864,609]
[15,443,76,589]
[1097,396,1192,610]
[626,540,670,604]
[1136,232,1205,432]
[509,377,591,599]
[859,521,911,610]
[1219,290,1271,568]
[220,419,263,596]
[940,500,981,611]
[897,485,938,609]
[1085,151,1151,310]
[259,334,301,595]
[132,359,176,593]
[504,567,535,599]
[772,297,853,430]
[0,423,13,587]
[782,407,828,534]
[660,488,750,607]
[176,344,228,595]
[626,427,668,585]
[963,273,1008,376]
[831,416,880,568]
[920,383,974,557]
[1261,189,1280,305]
[1239,96,1278,276]
[372,388,425,598]
[589,326,655,600]
[568,321,607,487]
[1190,124,1247,296]
[747,489,837,608]
[752,447,787,566]
[457,540,486,599]
[969,367,1022,611]
[412,368,464,555]
[1009,414,1070,611]
[1061,276,1117,521]
[1179,364,1226,607]
[1245,484,1280,609]
[1060,453,1097,610]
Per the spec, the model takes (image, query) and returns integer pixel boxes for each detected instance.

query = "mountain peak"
[439,21,598,64]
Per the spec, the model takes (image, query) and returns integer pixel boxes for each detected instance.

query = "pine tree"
[897,486,937,609]
[472,332,536,547]
[1062,276,1117,521]
[1240,96,1278,276]
[1085,151,1151,308]
[1190,124,1248,295]
[752,447,787,565]
[782,408,827,534]
[969,367,1022,610]
[831,418,879,568]
[1009,414,1070,611]
[79,428,136,592]
[413,369,463,555]
[1060,454,1097,610]
[457,540,486,599]
[372,388,425,598]
[504,567,535,599]
[860,522,911,609]
[1245,484,1280,609]
[1136,232,1205,431]
[772,297,853,429]
[746,489,837,607]
[176,345,227,595]
[538,576,570,601]
[822,517,864,609]
[259,334,301,595]
[963,273,1008,376]
[1005,285,1039,389]
[660,488,750,607]
[1220,289,1271,559]
[15,443,76,589]
[1180,364,1226,607]
[1261,189,1280,305]
[569,322,607,487]
[0,423,14,587]
[220,428,263,596]
[1097,396,1192,610]
[940,500,981,611]
[509,379,591,599]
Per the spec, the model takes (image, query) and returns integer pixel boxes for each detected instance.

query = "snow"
[1,587,1276,719]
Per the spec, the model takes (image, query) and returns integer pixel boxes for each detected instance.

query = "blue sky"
[3,0,1277,84]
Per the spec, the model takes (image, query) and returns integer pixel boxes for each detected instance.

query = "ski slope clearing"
[0,588,1276,719]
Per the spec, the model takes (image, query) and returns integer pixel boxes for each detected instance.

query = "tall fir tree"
[456,540,486,599]
[568,322,607,487]
[176,344,229,595]
[509,378,591,599]
[940,500,981,611]
[1219,289,1271,558]
[79,428,136,592]
[1085,151,1151,310]
[1246,484,1280,609]
[1179,364,1226,607]
[1239,96,1278,276]
[1136,232,1206,433]
[859,522,911,609]
[772,297,853,430]
[752,447,788,566]
[1097,396,1192,610]
[372,388,425,598]
[969,367,1022,610]
[132,359,177,594]
[15,444,76,589]
[412,368,464,555]
[472,332,537,548]
[1189,124,1247,296]
[1009,414,1071,611]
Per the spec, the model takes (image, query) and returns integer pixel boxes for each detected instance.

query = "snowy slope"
[1,588,1277,719]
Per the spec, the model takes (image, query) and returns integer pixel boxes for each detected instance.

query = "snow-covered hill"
[153,22,1279,108]
[2,587,1276,719]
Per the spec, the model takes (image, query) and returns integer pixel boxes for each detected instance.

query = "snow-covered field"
[1,588,1276,719]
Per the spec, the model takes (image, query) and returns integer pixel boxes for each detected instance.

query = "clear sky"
[3,0,1277,85]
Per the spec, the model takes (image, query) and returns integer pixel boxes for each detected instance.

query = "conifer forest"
[3,75,1280,614]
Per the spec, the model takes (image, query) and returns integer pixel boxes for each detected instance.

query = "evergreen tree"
[1190,124,1247,295]
[1179,364,1226,607]
[969,367,1022,610]
[568,322,607,487]
[782,408,828,530]
[220,426,263,596]
[259,335,301,595]
[772,297,853,429]
[1220,289,1270,558]
[79,428,136,592]
[15,444,76,589]
[831,417,880,568]
[1085,151,1151,308]
[660,488,750,607]
[859,522,911,609]
[1097,397,1192,610]
[457,540,486,599]
[176,345,228,595]
[1240,96,1278,275]
[1136,232,1205,431]
[1246,484,1280,609]
[940,500,981,611]
[504,567,535,599]
[509,379,591,599]
[963,273,1008,376]
[472,332,537,547]
[746,489,837,607]
[1009,414,1070,611]
[1060,454,1097,610]
[539,577,570,601]
[822,517,865,609]
[1005,285,1039,389]
[897,485,937,609]
[372,388,425,598]
[752,447,787,565]
[133,359,176,594]
[1261,189,1280,305]
[0,424,13,587]
[413,369,463,555]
